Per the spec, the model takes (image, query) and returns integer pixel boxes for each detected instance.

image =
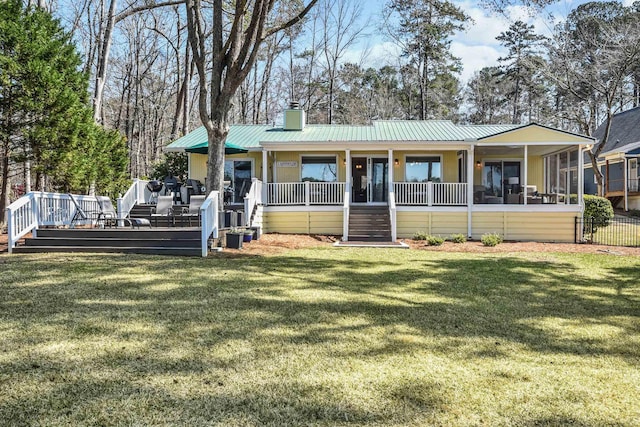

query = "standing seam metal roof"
[165,120,524,151]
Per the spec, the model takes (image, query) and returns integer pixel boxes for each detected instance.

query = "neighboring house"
[584,106,640,211]
[166,105,593,242]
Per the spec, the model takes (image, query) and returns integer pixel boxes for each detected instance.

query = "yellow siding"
[396,211,466,238]
[480,125,588,143]
[471,211,577,242]
[274,152,346,183]
[527,155,543,190]
[263,211,343,235]
[442,152,458,182]
[189,154,208,182]
[188,152,263,183]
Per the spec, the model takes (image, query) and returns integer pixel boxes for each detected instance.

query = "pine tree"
[0,1,128,223]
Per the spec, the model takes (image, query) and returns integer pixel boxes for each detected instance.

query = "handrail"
[6,191,100,253]
[342,189,350,241]
[389,189,397,242]
[117,179,149,222]
[200,190,220,257]
[6,194,37,254]
[243,178,263,226]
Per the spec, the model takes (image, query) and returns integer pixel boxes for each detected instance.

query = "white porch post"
[388,149,394,193]
[345,149,351,202]
[578,145,584,209]
[262,149,268,206]
[624,156,629,211]
[523,145,528,205]
[467,146,474,238]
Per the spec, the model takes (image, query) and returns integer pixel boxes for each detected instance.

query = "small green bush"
[449,233,466,243]
[426,235,445,246]
[413,231,429,241]
[481,233,503,247]
[583,195,614,227]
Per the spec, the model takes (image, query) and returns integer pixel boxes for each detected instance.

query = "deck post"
[388,149,394,194]
[624,156,628,211]
[345,149,351,203]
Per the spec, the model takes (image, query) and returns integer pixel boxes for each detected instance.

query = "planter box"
[226,233,243,249]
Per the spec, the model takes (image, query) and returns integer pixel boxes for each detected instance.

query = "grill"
[146,180,163,193]
[146,180,163,204]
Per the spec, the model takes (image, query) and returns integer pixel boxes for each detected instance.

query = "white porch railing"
[394,182,468,206]
[433,183,468,205]
[200,191,220,257]
[243,178,263,226]
[117,179,149,223]
[6,192,100,253]
[267,182,345,206]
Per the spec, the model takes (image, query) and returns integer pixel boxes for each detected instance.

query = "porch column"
[467,146,474,238]
[523,145,528,205]
[262,149,268,205]
[578,145,584,208]
[388,149,394,194]
[345,149,351,204]
[624,156,628,211]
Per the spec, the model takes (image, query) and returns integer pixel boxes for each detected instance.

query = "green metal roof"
[165,120,523,152]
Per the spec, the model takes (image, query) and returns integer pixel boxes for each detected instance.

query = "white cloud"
[450,42,502,83]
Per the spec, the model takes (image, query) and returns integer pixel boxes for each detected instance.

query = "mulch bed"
[2,232,639,256]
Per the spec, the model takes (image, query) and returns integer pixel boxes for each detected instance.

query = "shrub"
[413,231,429,241]
[481,233,503,247]
[628,209,640,218]
[449,233,466,243]
[583,195,614,227]
[426,235,445,246]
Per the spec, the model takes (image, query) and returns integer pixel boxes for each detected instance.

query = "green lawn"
[1,248,639,426]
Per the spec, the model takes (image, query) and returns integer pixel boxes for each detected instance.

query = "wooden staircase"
[348,205,392,242]
[12,228,202,256]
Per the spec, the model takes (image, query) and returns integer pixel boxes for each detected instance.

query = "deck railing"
[243,178,263,226]
[394,182,468,206]
[200,191,220,257]
[266,182,345,206]
[117,179,149,223]
[6,192,100,253]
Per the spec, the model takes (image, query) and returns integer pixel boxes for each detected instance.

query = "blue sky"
[346,0,636,83]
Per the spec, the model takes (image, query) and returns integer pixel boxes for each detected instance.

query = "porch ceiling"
[475,144,575,156]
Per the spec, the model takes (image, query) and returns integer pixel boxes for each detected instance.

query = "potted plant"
[226,228,243,249]
[243,229,253,243]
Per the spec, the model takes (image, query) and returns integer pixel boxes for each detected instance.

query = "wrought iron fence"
[575,215,640,247]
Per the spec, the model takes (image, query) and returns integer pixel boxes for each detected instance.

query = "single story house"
[166,105,593,242]
[584,106,640,211]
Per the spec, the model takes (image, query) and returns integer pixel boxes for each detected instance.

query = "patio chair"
[150,195,175,227]
[68,193,100,228]
[96,196,151,228]
[180,195,205,226]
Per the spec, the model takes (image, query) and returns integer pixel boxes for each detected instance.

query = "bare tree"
[184,0,317,200]
[545,2,640,194]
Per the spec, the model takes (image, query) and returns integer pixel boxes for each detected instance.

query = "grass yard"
[0,248,639,426]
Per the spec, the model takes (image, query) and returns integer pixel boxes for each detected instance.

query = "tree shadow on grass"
[0,251,639,424]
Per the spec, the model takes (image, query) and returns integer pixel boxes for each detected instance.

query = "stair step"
[12,246,202,256]
[23,237,200,248]
[35,229,200,240]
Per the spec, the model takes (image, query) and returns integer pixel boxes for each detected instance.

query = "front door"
[352,157,367,202]
[351,157,389,203]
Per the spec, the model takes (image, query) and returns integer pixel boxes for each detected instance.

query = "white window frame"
[403,154,443,182]
[299,154,339,182]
